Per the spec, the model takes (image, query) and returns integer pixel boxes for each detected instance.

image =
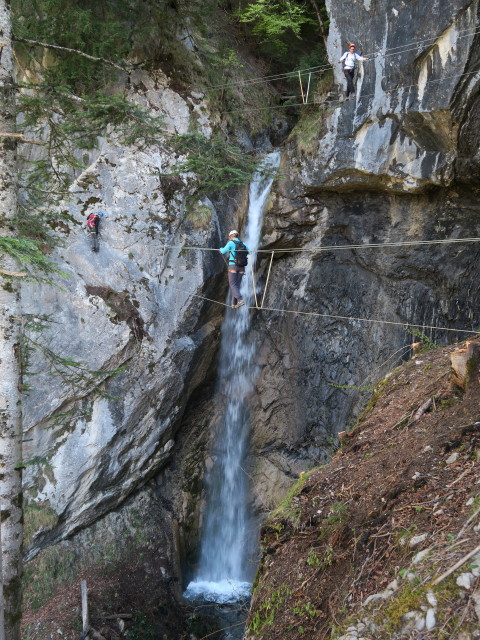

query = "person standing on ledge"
[219,230,250,309]
[338,43,368,98]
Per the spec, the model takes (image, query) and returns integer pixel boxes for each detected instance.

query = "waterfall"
[185,151,281,604]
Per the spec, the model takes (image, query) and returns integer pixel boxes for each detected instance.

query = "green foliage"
[212,46,245,75]
[383,583,425,631]
[289,49,330,88]
[329,382,373,392]
[268,470,314,529]
[306,545,333,570]
[23,544,78,610]
[395,525,418,548]
[14,456,50,471]
[23,502,58,547]
[355,377,389,426]
[286,66,335,155]
[307,548,321,566]
[315,502,349,546]
[238,0,313,53]
[167,133,275,194]
[469,495,480,517]
[12,0,147,92]
[61,93,166,148]
[324,502,347,524]
[405,327,438,352]
[1,93,165,279]
[127,613,157,640]
[22,502,158,616]
[248,584,291,634]
[186,199,213,230]
[20,314,124,423]
[18,86,165,148]
[235,0,327,70]
[7,86,165,261]
[0,236,60,277]
[291,598,321,618]
[6,1,166,274]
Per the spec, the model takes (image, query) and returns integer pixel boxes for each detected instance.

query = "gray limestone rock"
[20,79,227,558]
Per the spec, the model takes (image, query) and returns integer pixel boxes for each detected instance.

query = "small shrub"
[248,584,291,634]
[186,201,213,229]
[405,328,438,353]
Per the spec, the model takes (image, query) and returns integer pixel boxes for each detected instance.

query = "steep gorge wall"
[16,1,278,594]
[245,0,480,509]
[17,0,480,634]
[21,77,225,554]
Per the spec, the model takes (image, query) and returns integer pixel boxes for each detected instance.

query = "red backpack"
[87,213,97,230]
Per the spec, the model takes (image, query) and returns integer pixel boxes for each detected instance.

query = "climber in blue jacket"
[219,230,249,308]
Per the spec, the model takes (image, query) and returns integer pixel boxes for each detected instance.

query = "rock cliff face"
[17,8,279,630]
[20,71,231,556]
[246,0,480,510]
[18,0,480,636]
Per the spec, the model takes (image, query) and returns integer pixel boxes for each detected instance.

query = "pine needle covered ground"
[247,337,480,640]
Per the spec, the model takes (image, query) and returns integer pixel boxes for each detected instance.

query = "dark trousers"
[89,231,100,251]
[227,267,245,306]
[343,68,355,96]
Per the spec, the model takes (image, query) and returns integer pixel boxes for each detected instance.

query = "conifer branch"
[0,132,44,145]
[13,37,130,73]
[0,269,28,277]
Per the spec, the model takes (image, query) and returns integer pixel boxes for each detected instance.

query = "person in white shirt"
[338,43,368,98]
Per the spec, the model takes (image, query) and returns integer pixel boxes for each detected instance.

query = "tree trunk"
[0,521,4,640]
[0,2,23,639]
[308,0,328,50]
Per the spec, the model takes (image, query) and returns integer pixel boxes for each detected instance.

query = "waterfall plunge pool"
[184,578,251,604]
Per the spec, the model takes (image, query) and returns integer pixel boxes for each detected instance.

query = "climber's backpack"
[233,239,249,267]
[86,213,97,230]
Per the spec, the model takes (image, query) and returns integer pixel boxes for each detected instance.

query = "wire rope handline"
[260,251,275,309]
[256,236,480,254]
[155,250,479,335]
[223,67,480,114]
[158,278,235,309]
[249,305,479,335]
[154,273,479,335]
[150,236,480,257]
[205,25,480,91]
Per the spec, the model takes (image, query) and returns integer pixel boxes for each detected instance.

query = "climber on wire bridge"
[338,42,368,99]
[219,230,250,309]
[156,236,480,336]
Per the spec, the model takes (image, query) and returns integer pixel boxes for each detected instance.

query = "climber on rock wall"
[338,43,368,98]
[86,211,104,252]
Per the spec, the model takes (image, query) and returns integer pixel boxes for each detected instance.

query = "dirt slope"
[246,337,480,640]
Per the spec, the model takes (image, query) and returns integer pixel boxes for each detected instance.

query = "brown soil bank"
[246,337,480,640]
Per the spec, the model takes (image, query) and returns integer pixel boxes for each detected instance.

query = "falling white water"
[185,151,281,604]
